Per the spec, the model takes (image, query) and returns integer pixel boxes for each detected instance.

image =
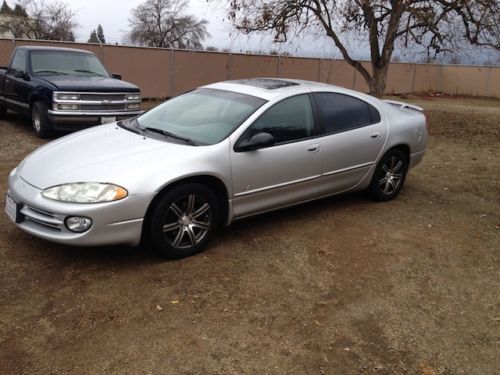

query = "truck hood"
[18,125,198,192]
[38,75,139,92]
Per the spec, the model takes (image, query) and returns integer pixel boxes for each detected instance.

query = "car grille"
[20,205,63,231]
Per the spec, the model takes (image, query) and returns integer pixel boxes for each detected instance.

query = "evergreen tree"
[13,4,27,17]
[96,24,105,43]
[1,0,12,14]
[88,29,98,43]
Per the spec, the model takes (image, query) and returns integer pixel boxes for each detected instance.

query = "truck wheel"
[0,104,6,119]
[32,101,53,138]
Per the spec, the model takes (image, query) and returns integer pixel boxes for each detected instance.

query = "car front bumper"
[6,168,155,247]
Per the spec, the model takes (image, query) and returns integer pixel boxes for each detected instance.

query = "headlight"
[126,93,141,101]
[54,92,80,101]
[56,104,79,110]
[127,103,141,110]
[42,182,128,203]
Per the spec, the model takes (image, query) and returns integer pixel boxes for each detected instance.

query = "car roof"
[202,78,366,101]
[16,45,94,54]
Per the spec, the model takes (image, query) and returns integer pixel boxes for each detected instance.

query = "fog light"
[65,216,92,233]
[58,104,79,110]
[127,103,141,110]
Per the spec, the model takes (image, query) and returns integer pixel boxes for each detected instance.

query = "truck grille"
[81,104,126,111]
[80,93,126,101]
[53,91,141,114]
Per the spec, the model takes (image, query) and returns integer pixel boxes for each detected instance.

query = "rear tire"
[149,183,220,258]
[32,101,53,138]
[0,104,6,119]
[369,149,408,202]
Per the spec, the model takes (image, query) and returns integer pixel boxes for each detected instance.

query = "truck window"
[10,50,27,75]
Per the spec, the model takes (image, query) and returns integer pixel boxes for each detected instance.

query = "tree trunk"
[368,66,389,98]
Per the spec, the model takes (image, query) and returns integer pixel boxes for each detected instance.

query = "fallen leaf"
[156,305,163,311]
[171,300,180,304]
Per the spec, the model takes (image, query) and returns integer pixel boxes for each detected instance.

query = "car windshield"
[30,51,109,77]
[136,88,266,145]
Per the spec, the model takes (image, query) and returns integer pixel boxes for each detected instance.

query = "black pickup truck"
[0,46,142,138]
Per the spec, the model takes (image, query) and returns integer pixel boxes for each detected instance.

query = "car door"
[313,92,387,195]
[4,49,30,112]
[230,94,322,218]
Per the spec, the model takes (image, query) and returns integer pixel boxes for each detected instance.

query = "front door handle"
[370,132,380,139]
[307,144,320,153]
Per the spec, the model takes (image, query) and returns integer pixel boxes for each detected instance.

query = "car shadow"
[31,190,371,266]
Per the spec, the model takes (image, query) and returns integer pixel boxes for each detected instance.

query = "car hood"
[18,125,197,192]
[38,75,139,92]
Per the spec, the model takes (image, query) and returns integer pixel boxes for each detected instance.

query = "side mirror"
[14,70,29,80]
[111,73,122,80]
[237,132,275,152]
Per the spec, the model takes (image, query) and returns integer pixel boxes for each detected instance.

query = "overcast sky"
[4,0,497,63]
[53,0,343,58]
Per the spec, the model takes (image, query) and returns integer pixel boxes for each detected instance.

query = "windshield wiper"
[35,70,68,75]
[73,69,105,77]
[117,120,142,135]
[143,127,197,145]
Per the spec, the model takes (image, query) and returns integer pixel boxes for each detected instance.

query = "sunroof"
[229,78,300,90]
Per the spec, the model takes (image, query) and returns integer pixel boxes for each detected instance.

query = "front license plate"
[101,116,116,124]
[5,194,17,223]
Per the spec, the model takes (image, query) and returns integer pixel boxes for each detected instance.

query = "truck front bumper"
[48,110,143,131]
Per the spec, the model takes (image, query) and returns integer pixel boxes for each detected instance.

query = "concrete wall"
[1,38,498,99]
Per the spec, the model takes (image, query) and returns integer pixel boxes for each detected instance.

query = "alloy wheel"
[162,194,212,249]
[379,155,404,195]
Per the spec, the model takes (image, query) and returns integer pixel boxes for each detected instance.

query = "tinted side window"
[10,50,27,74]
[314,93,380,134]
[245,94,314,144]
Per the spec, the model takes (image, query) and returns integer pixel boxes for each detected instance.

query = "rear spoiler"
[384,100,423,112]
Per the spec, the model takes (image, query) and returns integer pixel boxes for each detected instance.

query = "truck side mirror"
[14,70,30,81]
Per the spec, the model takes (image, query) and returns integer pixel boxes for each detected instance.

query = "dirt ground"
[0,96,498,374]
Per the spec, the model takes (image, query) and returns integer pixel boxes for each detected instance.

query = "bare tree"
[127,0,209,49]
[225,0,500,96]
[0,0,77,41]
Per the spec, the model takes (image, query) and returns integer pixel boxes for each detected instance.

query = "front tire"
[32,101,53,138]
[369,149,408,201]
[149,183,220,258]
[0,104,6,119]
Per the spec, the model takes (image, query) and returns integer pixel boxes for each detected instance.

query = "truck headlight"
[126,93,141,101]
[42,182,128,203]
[54,93,80,100]
[127,103,141,110]
[56,104,79,110]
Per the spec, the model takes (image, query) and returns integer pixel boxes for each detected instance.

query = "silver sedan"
[5,78,427,258]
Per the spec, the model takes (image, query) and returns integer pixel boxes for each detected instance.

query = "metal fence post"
[171,48,175,97]
[485,67,492,97]
[277,54,280,77]
[411,63,417,93]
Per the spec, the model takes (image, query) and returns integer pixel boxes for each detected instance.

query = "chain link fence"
[1,38,499,99]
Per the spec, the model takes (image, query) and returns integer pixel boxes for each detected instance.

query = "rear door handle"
[370,132,380,139]
[307,144,320,153]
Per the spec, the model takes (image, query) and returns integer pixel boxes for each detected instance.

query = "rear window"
[314,93,381,134]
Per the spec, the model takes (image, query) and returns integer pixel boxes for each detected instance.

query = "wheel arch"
[385,143,410,163]
[141,174,230,243]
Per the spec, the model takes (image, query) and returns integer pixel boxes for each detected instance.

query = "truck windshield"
[136,88,266,145]
[30,51,109,77]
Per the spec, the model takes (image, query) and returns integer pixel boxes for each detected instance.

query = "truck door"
[4,49,30,112]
